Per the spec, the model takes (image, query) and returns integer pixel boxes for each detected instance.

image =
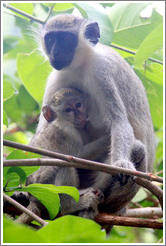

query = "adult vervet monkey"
[12,14,155,223]
[38,14,155,214]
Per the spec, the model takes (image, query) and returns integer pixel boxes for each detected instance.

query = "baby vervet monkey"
[15,88,108,224]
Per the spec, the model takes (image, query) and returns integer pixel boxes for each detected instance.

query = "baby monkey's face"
[42,95,89,129]
[61,96,89,128]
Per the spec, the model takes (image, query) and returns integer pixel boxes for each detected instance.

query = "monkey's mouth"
[50,59,71,70]
[74,120,87,128]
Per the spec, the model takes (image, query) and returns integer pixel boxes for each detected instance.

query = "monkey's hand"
[79,135,109,161]
[73,188,104,220]
[113,160,136,186]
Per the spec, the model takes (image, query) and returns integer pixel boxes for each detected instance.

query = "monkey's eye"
[65,107,72,113]
[76,102,82,108]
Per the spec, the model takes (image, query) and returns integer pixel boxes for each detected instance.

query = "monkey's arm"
[78,135,109,161]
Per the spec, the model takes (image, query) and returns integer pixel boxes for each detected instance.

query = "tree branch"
[3,3,45,25]
[3,158,163,209]
[110,44,163,65]
[3,140,163,209]
[124,207,163,218]
[3,140,163,183]
[3,193,48,227]
[95,213,163,229]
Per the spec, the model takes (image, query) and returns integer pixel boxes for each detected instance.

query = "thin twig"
[3,193,48,226]
[110,44,163,65]
[3,140,163,183]
[45,4,56,23]
[3,3,45,25]
[134,177,163,210]
[95,213,163,229]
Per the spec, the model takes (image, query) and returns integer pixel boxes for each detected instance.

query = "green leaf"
[132,188,147,203]
[135,63,163,129]
[100,3,115,8]
[5,149,40,183]
[134,23,163,68]
[10,3,33,18]
[22,184,60,219]
[109,7,163,50]
[3,216,44,243]
[4,166,27,194]
[6,149,41,160]
[108,2,149,31]
[7,166,26,187]
[21,184,79,219]
[43,3,55,7]
[74,3,113,45]
[3,79,16,101]
[154,129,163,171]
[3,150,40,191]
[17,51,53,103]
[18,85,39,113]
[3,132,31,147]
[47,185,80,203]
[3,168,19,196]
[37,215,106,243]
[3,37,19,54]
[53,3,74,11]
[3,111,8,126]
[107,226,135,243]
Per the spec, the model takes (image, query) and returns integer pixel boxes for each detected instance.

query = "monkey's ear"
[84,22,100,45]
[42,105,56,123]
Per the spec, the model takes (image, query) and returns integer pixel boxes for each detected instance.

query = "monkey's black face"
[44,31,78,70]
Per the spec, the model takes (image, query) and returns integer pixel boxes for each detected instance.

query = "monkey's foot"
[79,187,104,203]
[113,160,136,186]
[74,188,104,219]
[10,192,30,207]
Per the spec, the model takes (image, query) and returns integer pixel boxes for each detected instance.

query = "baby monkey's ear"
[42,105,56,122]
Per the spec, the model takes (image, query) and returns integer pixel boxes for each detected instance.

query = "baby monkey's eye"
[76,102,82,108]
[65,107,72,113]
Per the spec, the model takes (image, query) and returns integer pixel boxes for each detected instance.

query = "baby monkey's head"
[42,88,89,128]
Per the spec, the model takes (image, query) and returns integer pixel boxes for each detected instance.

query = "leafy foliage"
[3,2,163,244]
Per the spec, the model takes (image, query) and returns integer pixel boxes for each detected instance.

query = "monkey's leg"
[95,139,147,214]
[52,166,103,219]
[113,139,147,186]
